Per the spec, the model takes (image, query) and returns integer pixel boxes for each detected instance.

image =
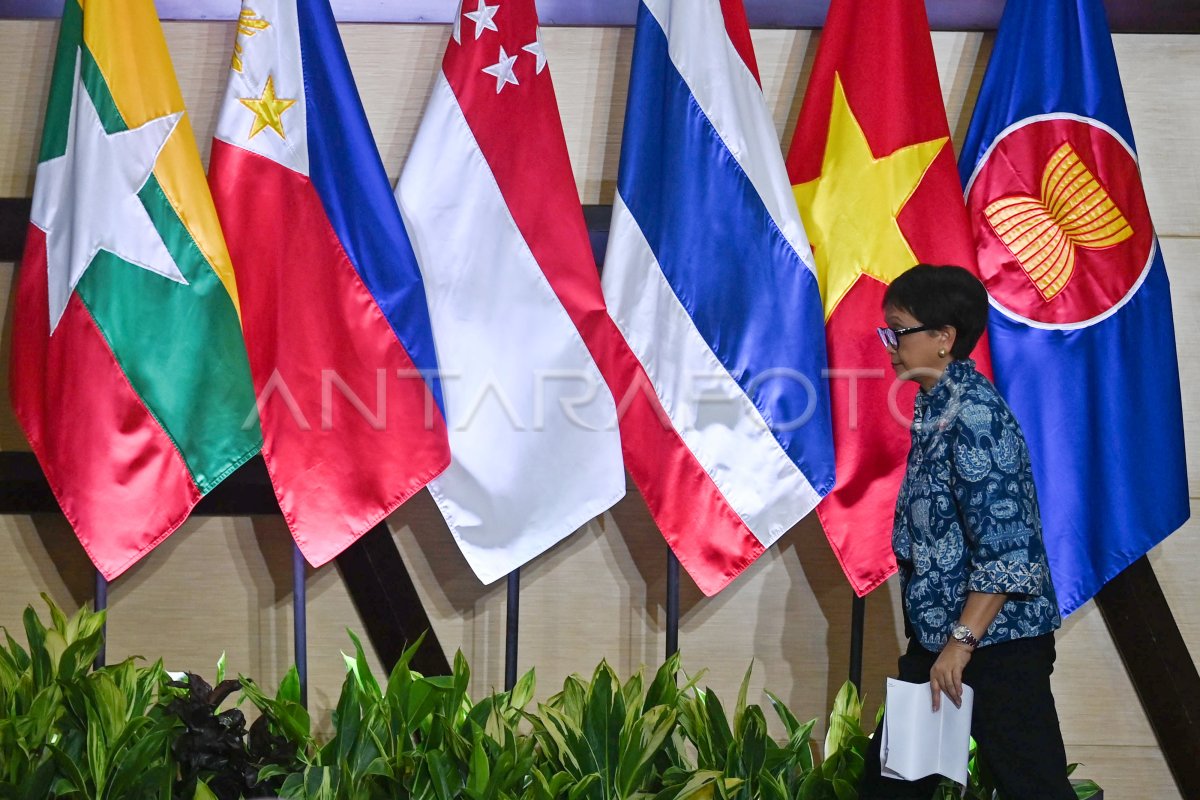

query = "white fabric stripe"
[641,0,815,278]
[214,0,309,176]
[603,193,823,547]
[396,74,625,585]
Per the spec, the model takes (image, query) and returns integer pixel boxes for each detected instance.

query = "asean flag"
[787,0,991,596]
[959,0,1189,615]
[208,0,451,567]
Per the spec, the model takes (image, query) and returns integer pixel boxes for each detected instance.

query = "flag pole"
[849,592,865,690]
[504,568,520,691]
[292,544,308,708]
[93,569,108,669]
[665,548,680,659]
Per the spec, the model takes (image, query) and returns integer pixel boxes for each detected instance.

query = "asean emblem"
[964,115,1155,327]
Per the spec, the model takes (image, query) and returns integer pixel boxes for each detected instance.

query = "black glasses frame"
[877,324,935,349]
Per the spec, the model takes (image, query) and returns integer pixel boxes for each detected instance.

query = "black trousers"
[858,634,1076,800]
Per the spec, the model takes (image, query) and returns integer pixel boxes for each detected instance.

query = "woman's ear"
[941,325,958,353]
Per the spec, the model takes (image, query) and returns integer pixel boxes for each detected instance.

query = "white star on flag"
[31,52,187,334]
[522,29,546,74]
[482,45,519,93]
[464,0,500,40]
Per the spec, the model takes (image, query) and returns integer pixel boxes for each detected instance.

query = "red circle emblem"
[966,116,1153,326]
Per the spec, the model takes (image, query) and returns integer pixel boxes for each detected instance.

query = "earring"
[938,348,947,358]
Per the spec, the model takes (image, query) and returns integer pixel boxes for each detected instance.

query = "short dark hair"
[882,264,989,360]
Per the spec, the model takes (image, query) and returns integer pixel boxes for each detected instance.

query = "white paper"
[880,677,974,787]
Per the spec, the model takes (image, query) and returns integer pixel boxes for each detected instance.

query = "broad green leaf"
[47,742,89,795]
[426,748,460,800]
[510,667,536,713]
[42,596,69,637]
[733,661,753,737]
[616,704,676,797]
[466,730,490,797]
[824,681,863,759]
[701,690,733,766]
[346,630,381,700]
[279,665,303,706]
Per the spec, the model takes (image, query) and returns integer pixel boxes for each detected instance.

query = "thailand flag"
[603,0,836,594]
[208,0,451,567]
[959,0,1189,615]
[396,0,626,584]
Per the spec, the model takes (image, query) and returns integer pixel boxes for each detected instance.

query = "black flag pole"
[504,569,520,691]
[292,544,308,708]
[93,569,108,669]
[849,592,865,691]
[665,548,680,659]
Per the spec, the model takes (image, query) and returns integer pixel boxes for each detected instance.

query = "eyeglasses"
[877,324,935,349]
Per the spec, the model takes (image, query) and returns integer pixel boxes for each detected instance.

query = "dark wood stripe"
[1,0,1198,32]
[1095,556,1200,799]
[0,451,449,675]
[336,522,451,676]
[0,198,30,262]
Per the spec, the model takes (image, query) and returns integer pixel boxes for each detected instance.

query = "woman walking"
[858,264,1076,800]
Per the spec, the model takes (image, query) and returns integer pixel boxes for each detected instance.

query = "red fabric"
[9,224,201,578]
[718,0,761,85]
[440,1,762,595]
[209,142,449,568]
[785,0,991,595]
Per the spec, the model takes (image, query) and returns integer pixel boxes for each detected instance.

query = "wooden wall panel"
[0,18,1196,797]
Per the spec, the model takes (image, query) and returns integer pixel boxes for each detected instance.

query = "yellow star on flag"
[239,75,296,140]
[793,73,947,319]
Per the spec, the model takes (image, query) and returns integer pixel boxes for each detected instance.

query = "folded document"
[880,677,974,786]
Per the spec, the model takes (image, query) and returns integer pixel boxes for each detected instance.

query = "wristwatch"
[950,623,980,650]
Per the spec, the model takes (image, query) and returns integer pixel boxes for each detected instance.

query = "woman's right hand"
[929,642,972,711]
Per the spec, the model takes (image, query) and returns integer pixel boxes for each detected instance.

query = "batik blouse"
[893,358,1061,651]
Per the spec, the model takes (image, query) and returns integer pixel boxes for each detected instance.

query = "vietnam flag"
[9,0,262,578]
[208,0,451,567]
[786,0,989,595]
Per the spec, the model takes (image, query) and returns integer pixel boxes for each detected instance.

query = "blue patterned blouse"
[893,358,1061,652]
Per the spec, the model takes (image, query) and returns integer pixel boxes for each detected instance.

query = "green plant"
[0,596,107,799]
[529,657,681,800]
[248,632,519,800]
[0,595,177,800]
[0,597,1106,800]
[665,660,819,800]
[48,656,177,799]
[791,681,871,800]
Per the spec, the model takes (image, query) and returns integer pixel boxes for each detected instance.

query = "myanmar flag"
[787,0,989,596]
[9,0,262,579]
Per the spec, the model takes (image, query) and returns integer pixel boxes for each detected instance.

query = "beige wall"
[0,20,1197,799]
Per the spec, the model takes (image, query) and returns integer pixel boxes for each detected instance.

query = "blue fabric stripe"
[617,3,835,494]
[959,0,1136,184]
[959,0,1190,616]
[296,0,443,415]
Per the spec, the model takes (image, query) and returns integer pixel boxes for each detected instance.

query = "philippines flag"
[603,0,836,594]
[208,0,451,567]
[396,0,626,584]
[959,0,1190,615]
